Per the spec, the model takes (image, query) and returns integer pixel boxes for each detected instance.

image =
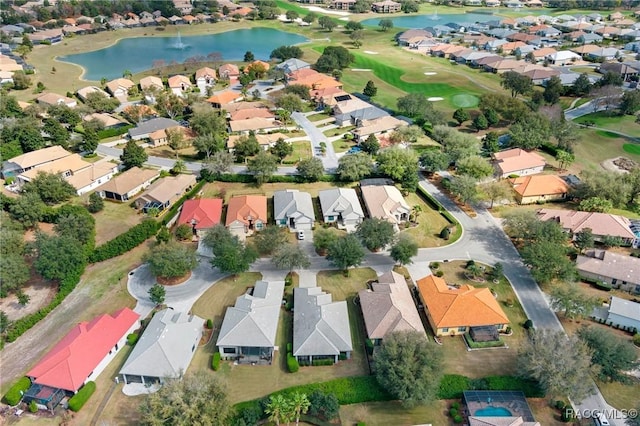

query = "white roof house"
[318,188,365,232]
[216,280,285,363]
[119,308,203,384]
[604,297,640,332]
[273,189,316,231]
[546,50,581,65]
[293,287,353,363]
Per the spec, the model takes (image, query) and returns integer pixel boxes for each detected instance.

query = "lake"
[59,27,308,81]
[361,12,497,29]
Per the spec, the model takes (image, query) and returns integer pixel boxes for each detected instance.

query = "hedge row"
[97,125,133,140]
[212,352,221,371]
[287,353,299,373]
[160,180,206,226]
[416,185,458,226]
[68,381,96,412]
[204,172,337,185]
[3,377,31,406]
[89,219,160,263]
[437,374,544,399]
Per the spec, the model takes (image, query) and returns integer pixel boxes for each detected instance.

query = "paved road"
[565,99,619,120]
[292,111,339,171]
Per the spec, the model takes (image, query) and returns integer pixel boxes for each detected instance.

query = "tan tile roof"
[138,174,197,204]
[83,113,125,128]
[229,117,278,132]
[361,185,410,225]
[195,67,216,80]
[493,148,546,175]
[106,78,134,94]
[167,74,192,88]
[65,160,118,191]
[352,116,406,138]
[218,64,240,77]
[96,167,160,196]
[227,132,286,149]
[36,92,77,107]
[7,146,71,169]
[417,275,509,329]
[76,86,109,100]
[20,153,91,180]
[230,108,274,121]
[359,271,426,340]
[225,195,267,227]
[223,101,265,113]
[139,76,164,91]
[537,209,636,240]
[576,250,640,285]
[510,174,569,197]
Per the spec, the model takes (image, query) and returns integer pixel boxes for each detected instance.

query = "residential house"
[227,132,287,151]
[577,250,640,294]
[2,146,71,179]
[572,44,601,57]
[217,280,285,363]
[578,33,603,44]
[485,0,501,6]
[173,0,193,14]
[25,308,139,409]
[148,125,194,147]
[493,148,546,178]
[518,67,560,85]
[128,118,180,141]
[177,198,223,237]
[0,71,14,85]
[332,0,356,10]
[83,112,126,129]
[371,0,401,13]
[229,107,275,122]
[36,92,77,108]
[510,174,570,204]
[318,188,365,231]
[76,86,110,102]
[273,189,315,231]
[274,58,311,75]
[358,271,425,344]
[0,55,22,74]
[168,74,192,96]
[599,297,640,332]
[546,50,581,66]
[139,75,164,92]
[484,59,523,73]
[133,174,197,212]
[119,308,203,385]
[195,67,216,92]
[28,28,63,44]
[586,47,621,61]
[207,91,243,109]
[225,195,268,238]
[293,286,353,364]
[106,78,135,99]
[416,275,510,337]
[361,185,411,229]
[352,115,406,143]
[333,97,388,127]
[537,209,638,246]
[599,62,640,82]
[229,118,280,134]
[96,167,160,202]
[218,63,240,80]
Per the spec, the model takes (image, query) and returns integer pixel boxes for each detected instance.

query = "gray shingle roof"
[128,118,179,139]
[293,287,352,357]
[216,280,285,348]
[119,308,203,379]
[318,188,364,222]
[609,296,640,321]
[273,189,315,224]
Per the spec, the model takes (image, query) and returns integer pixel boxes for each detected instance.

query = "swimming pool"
[474,406,513,417]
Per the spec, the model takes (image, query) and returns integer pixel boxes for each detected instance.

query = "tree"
[243,50,254,62]
[120,140,148,170]
[8,193,46,228]
[389,125,423,145]
[575,170,631,209]
[509,113,551,150]
[620,90,640,115]
[453,108,470,126]
[145,241,198,279]
[270,45,304,61]
[517,330,594,402]
[193,134,225,159]
[592,84,623,112]
[549,284,598,320]
[248,151,278,186]
[448,175,478,205]
[82,130,99,153]
[265,394,293,426]
[290,392,310,426]
[349,29,365,48]
[472,113,489,131]
[318,16,337,32]
[47,104,81,126]
[308,391,339,420]
[579,326,640,383]
[314,46,352,73]
[139,374,230,426]
[327,234,365,275]
[356,218,395,252]
[390,235,418,265]
[22,171,77,205]
[167,127,186,158]
[543,75,563,105]
[553,120,580,152]
[84,91,120,112]
[284,84,312,101]
[430,125,481,162]
[302,13,316,24]
[401,0,419,12]
[148,283,166,305]
[574,228,594,253]
[337,152,373,182]
[480,180,512,209]
[555,150,575,172]
[345,21,363,31]
[501,71,533,98]
[363,80,377,98]
[35,233,86,281]
[359,134,379,155]
[0,254,29,296]
[54,208,96,248]
[378,18,394,31]
[254,226,288,256]
[313,228,338,255]
[270,138,293,163]
[597,71,624,88]
[420,150,450,174]
[521,240,575,284]
[234,134,260,162]
[297,157,324,182]
[374,331,444,407]
[154,91,184,119]
[571,73,592,97]
[12,71,31,90]
[272,244,310,271]
[189,109,227,138]
[211,237,258,275]
[202,151,234,179]
[456,155,494,179]
[488,262,504,282]
[1,118,44,153]
[275,93,304,113]
[483,132,500,153]
[578,197,613,213]
[484,108,500,127]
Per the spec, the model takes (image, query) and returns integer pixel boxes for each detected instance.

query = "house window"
[280,219,287,225]
[457,326,466,332]
[223,348,235,354]
[612,279,618,285]
[256,222,263,230]
[441,327,449,333]
[328,216,335,221]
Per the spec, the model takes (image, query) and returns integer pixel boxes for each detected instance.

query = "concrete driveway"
[292,111,339,171]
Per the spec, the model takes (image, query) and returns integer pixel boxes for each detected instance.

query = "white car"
[297,230,305,240]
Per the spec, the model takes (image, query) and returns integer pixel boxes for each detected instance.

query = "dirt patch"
[156,271,192,286]
[23,222,55,242]
[0,279,56,321]
[601,156,637,174]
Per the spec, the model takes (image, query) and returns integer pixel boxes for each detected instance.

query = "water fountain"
[173,31,187,49]
[431,8,440,20]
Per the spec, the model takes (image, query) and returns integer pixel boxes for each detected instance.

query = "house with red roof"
[177,198,223,237]
[24,308,139,407]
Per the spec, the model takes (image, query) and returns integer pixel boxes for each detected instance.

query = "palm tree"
[290,392,310,426]
[410,204,422,223]
[122,69,132,79]
[265,394,290,426]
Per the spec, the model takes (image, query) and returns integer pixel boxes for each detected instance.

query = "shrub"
[440,227,451,240]
[212,352,221,371]
[555,400,566,410]
[523,319,534,330]
[287,342,292,353]
[451,402,460,410]
[450,408,459,417]
[68,381,96,412]
[175,223,193,241]
[633,333,640,347]
[3,377,31,406]
[126,333,139,345]
[287,353,299,373]
[90,219,160,262]
[430,262,440,269]
[485,376,544,397]
[312,358,334,366]
[206,318,213,329]
[466,260,475,268]
[29,400,38,413]
[357,423,366,426]
[453,414,463,424]
[435,270,444,277]
[437,374,470,399]
[96,125,132,139]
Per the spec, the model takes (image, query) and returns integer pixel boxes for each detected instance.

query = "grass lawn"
[340,400,450,426]
[308,112,332,122]
[574,112,640,139]
[490,200,640,220]
[332,138,356,153]
[623,143,640,156]
[282,140,312,164]
[323,126,354,137]
[401,192,452,248]
[87,199,143,245]
[145,145,200,162]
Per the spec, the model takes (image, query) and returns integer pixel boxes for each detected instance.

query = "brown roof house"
[106,78,135,99]
[416,275,510,337]
[577,250,640,295]
[537,209,637,246]
[225,195,267,239]
[96,167,160,202]
[133,174,196,213]
[360,185,411,231]
[218,64,240,81]
[510,174,569,204]
[36,92,77,108]
[2,145,72,178]
[493,148,546,178]
[168,75,192,97]
[359,271,426,344]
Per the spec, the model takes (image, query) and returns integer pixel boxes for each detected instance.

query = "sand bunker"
[427,97,444,101]
[304,6,350,15]
[424,72,437,75]
[364,50,379,55]
[351,68,372,72]
[339,17,350,21]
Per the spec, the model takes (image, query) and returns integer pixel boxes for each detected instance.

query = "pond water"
[58,27,308,81]
[361,12,497,29]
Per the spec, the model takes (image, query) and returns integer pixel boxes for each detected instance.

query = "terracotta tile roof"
[207,91,242,106]
[247,60,270,72]
[225,195,267,227]
[493,148,546,175]
[510,175,569,197]
[219,64,240,77]
[537,209,636,240]
[417,275,509,329]
[167,74,192,88]
[195,66,216,80]
[26,308,139,392]
[178,198,223,230]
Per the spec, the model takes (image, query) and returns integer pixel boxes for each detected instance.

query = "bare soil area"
[600,156,637,174]
[0,281,56,321]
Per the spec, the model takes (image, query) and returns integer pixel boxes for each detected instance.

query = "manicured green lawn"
[282,140,312,164]
[340,400,450,426]
[308,112,332,122]
[623,143,640,156]
[574,112,640,138]
[323,126,354,137]
[332,138,356,153]
[401,192,453,248]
